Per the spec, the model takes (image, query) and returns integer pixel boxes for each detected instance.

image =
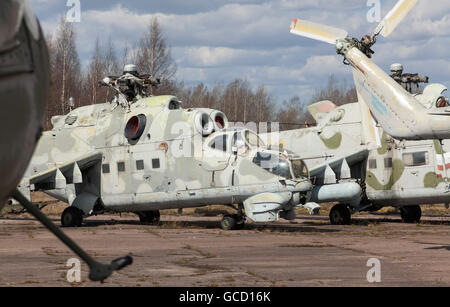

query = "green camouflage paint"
[377,132,389,155]
[433,140,445,155]
[319,132,342,149]
[366,159,404,190]
[423,172,445,189]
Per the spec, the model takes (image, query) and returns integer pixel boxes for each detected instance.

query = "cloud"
[30,0,450,105]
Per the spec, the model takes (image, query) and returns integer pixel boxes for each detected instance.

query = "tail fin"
[351,68,381,150]
[307,100,336,124]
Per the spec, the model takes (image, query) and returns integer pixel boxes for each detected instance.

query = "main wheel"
[221,215,237,230]
[233,214,246,230]
[329,204,351,225]
[61,207,83,227]
[137,210,161,225]
[400,205,422,223]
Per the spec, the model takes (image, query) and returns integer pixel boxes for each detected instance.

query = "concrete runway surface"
[0,212,449,287]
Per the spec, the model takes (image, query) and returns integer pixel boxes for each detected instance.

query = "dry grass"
[184,245,217,258]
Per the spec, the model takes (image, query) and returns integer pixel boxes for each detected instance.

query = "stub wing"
[309,149,369,185]
[26,152,103,191]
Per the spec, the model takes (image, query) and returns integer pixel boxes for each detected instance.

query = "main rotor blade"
[290,19,348,45]
[372,0,419,38]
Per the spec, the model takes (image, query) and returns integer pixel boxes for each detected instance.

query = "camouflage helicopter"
[268,0,450,225]
[263,94,450,225]
[0,0,132,282]
[290,0,450,141]
[17,64,315,231]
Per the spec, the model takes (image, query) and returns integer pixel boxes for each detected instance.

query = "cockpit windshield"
[291,159,309,178]
[436,93,449,108]
[253,152,292,179]
[245,130,265,148]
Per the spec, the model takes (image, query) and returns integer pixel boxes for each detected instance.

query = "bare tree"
[54,18,81,114]
[44,18,81,129]
[277,96,311,131]
[134,17,177,88]
[311,75,357,106]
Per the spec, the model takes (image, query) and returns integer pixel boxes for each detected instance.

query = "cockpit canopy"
[205,128,309,180]
[207,128,265,153]
[415,84,449,109]
[252,152,309,180]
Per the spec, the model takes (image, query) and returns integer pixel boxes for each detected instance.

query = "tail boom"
[339,40,449,140]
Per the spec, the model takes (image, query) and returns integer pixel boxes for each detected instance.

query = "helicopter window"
[168,100,181,110]
[117,162,126,172]
[403,152,429,167]
[384,158,393,168]
[231,132,249,156]
[253,152,292,179]
[436,96,449,108]
[369,159,377,169]
[209,134,228,152]
[245,130,265,148]
[136,160,145,171]
[152,158,160,169]
[102,164,110,174]
[291,159,308,178]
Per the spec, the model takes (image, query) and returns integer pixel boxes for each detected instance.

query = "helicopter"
[290,0,450,141]
[17,64,317,231]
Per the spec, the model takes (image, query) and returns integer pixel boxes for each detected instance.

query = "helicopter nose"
[295,180,313,192]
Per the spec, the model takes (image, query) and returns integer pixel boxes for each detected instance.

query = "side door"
[397,141,436,190]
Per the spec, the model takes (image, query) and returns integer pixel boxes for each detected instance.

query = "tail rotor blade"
[290,19,348,45]
[372,0,418,38]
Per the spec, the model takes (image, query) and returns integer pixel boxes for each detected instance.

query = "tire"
[233,214,246,230]
[329,204,351,225]
[400,205,422,223]
[221,215,237,230]
[61,207,83,227]
[137,210,161,225]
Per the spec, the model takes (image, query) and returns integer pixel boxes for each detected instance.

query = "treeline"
[44,17,357,131]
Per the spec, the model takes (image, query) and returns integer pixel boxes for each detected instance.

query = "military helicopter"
[290,0,450,141]
[0,0,131,282]
[263,94,450,225]
[17,64,315,231]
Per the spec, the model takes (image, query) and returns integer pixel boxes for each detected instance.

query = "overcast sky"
[30,0,450,106]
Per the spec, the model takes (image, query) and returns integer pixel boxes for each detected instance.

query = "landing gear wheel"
[400,205,422,223]
[221,214,245,230]
[137,210,161,225]
[329,204,351,225]
[221,215,237,230]
[233,214,246,230]
[61,207,83,227]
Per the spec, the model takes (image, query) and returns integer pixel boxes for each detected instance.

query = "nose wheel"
[329,204,351,225]
[220,214,246,230]
[137,210,161,225]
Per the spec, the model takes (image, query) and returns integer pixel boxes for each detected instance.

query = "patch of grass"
[184,245,217,258]
[144,228,164,237]
[223,275,235,283]
[171,257,226,273]
[246,270,269,281]
[42,247,58,257]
